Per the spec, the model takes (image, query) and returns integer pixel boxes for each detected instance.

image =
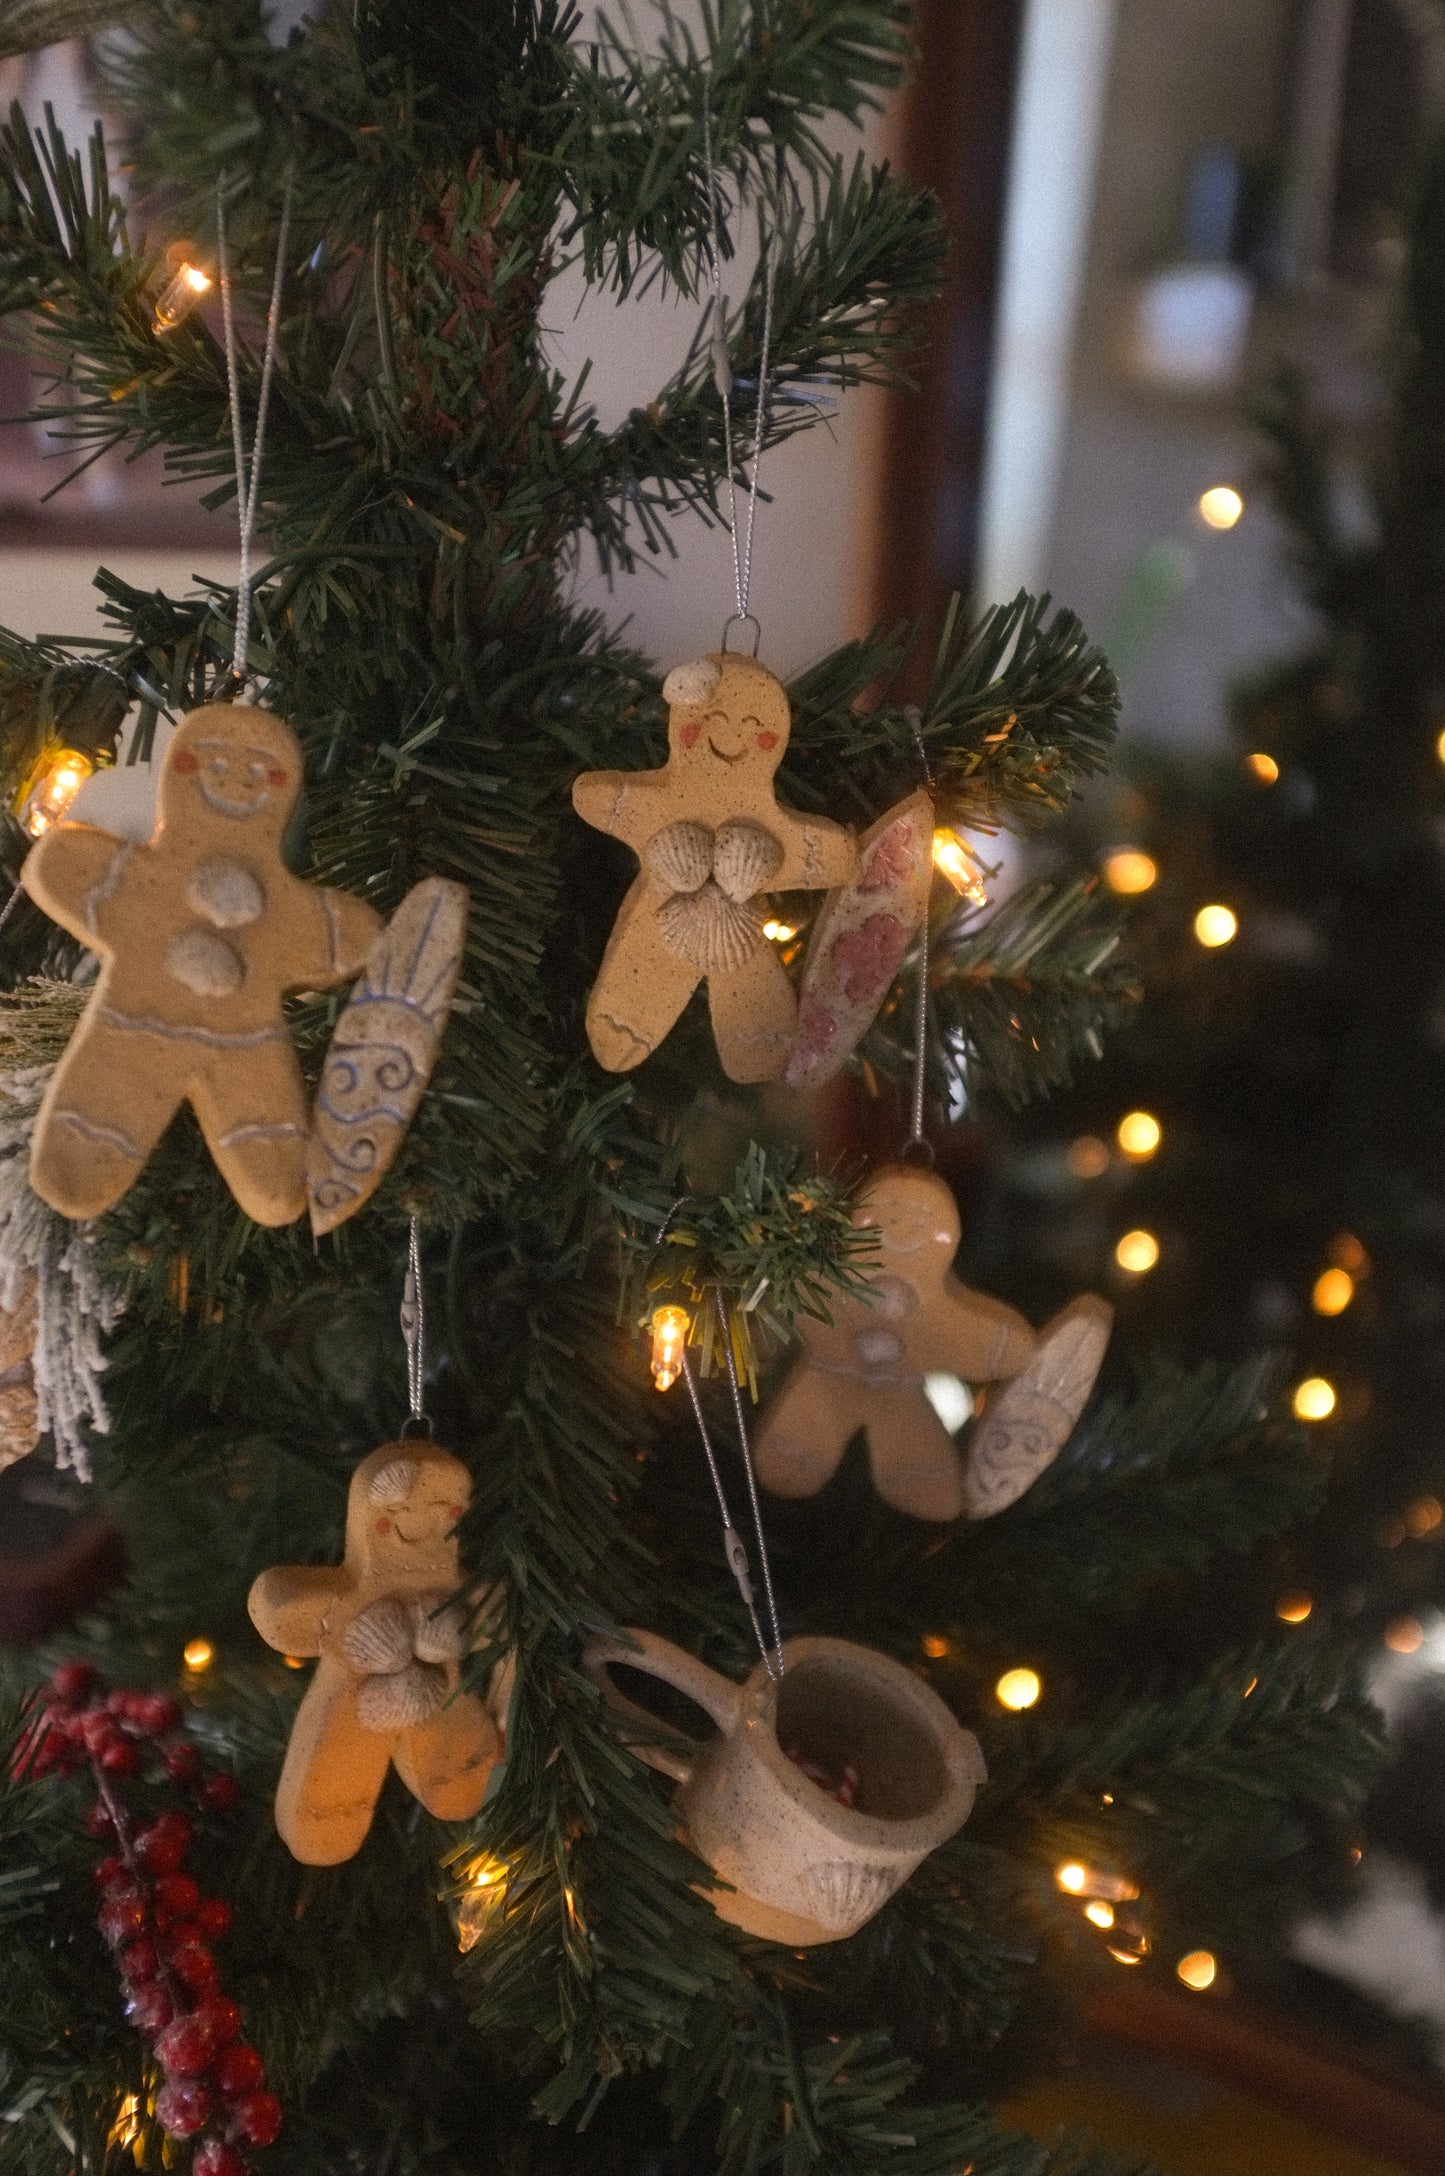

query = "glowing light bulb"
[1108,1938,1149,1965]
[1067,1136,1110,1180]
[154,260,213,331]
[1116,1111,1161,1160]
[182,1637,214,1672]
[1199,486,1244,530]
[1331,1232,1370,1276]
[1194,904,1238,948]
[763,920,798,943]
[649,1305,690,1393]
[1246,752,1280,784]
[455,1854,509,1952]
[1276,1593,1313,1625]
[1115,1229,1160,1275]
[1385,1616,1425,1656]
[1312,1269,1354,1317]
[921,1634,952,1661]
[932,829,988,904]
[1293,1377,1336,1422]
[1406,1496,1443,1538]
[1437,725,1445,768]
[1054,1862,1139,1903]
[1085,1900,1115,1929]
[15,745,96,837]
[1102,849,1158,896]
[1056,1863,1087,1894]
[1177,1950,1218,1991]
[995,1667,1041,1711]
[283,1654,306,1669]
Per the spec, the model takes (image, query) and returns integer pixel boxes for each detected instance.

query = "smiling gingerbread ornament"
[22,703,382,1227]
[573,655,857,1082]
[248,1440,501,1864]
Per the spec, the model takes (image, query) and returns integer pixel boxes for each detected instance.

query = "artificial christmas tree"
[0,6,1384,2173]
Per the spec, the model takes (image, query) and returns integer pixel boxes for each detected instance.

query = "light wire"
[216,174,294,684]
[402,1214,426,1424]
[679,1343,781,1681]
[702,104,780,643]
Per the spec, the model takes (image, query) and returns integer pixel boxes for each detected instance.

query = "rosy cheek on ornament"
[679,723,701,748]
[757,732,778,752]
[375,1518,391,1536]
[267,768,287,787]
[174,752,200,775]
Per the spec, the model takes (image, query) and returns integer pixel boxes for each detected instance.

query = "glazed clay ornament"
[248,1440,500,1864]
[572,653,857,1083]
[785,790,934,1089]
[585,1627,985,1944]
[0,1269,37,1474]
[307,877,469,1235]
[755,1164,1112,1523]
[22,703,381,1228]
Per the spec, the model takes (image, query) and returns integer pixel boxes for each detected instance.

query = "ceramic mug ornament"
[572,654,857,1083]
[584,1627,985,1945]
[754,1164,1113,1523]
[248,1439,501,1864]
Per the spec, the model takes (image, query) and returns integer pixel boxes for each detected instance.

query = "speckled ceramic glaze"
[584,1630,986,1944]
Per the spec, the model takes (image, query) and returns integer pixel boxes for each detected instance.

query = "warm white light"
[154,261,213,331]
[1067,1136,1110,1180]
[1199,486,1244,530]
[1385,1616,1425,1656]
[1194,905,1238,948]
[1115,1229,1160,1275]
[1116,1112,1161,1160]
[1312,1269,1354,1317]
[183,1637,214,1672]
[1293,1377,1336,1422]
[16,746,95,837]
[932,830,988,904]
[1103,849,1158,896]
[1057,1862,1088,1894]
[1085,1900,1115,1929]
[763,921,798,943]
[1178,1950,1218,1990]
[649,1306,690,1393]
[1246,752,1280,785]
[1276,1593,1313,1625]
[995,1668,1041,1711]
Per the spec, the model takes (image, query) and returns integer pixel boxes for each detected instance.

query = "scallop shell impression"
[644,819,714,895]
[411,1594,466,1664]
[657,884,766,972]
[713,819,783,904]
[342,1597,416,1676]
[662,657,722,709]
[355,1661,449,1733]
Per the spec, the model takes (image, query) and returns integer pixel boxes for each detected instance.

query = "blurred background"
[8,4,1445,2171]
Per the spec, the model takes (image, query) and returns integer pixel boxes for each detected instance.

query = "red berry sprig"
[20,1662,280,2172]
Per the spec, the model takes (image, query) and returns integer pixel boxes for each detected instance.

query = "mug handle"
[583,1629,743,1785]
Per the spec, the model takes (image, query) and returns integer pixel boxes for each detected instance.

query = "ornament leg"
[861,1388,967,1523]
[754,1362,856,1499]
[273,1661,395,1865]
[585,941,699,1073]
[31,1021,184,1219]
[707,942,797,1083]
[393,1690,499,1822]
[189,1043,310,1227]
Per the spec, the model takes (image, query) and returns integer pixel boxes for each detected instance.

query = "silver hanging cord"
[702,104,780,646]
[679,1342,782,1682]
[716,1294,785,1672]
[217,173,294,685]
[401,1214,426,1426]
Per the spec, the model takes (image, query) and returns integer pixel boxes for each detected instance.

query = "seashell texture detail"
[355,1660,449,1733]
[806,1860,899,1933]
[713,820,783,904]
[186,858,266,928]
[644,820,714,896]
[165,927,246,998]
[411,1594,466,1664]
[661,658,722,709]
[367,1457,420,1507]
[657,886,766,972]
[342,1597,416,1675]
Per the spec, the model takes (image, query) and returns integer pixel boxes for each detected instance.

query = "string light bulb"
[1084,1900,1115,1929]
[1194,904,1238,949]
[1385,1616,1425,1656]
[1293,1377,1337,1422]
[1055,1862,1140,1903]
[762,920,797,943]
[154,261,212,332]
[1067,1136,1110,1180]
[455,1854,509,1952]
[921,1634,952,1660]
[1406,1496,1443,1538]
[1115,1229,1160,1275]
[1102,849,1158,896]
[1116,1111,1162,1160]
[182,1637,214,1673]
[1312,1268,1354,1317]
[932,829,988,904]
[1177,1950,1218,1991]
[1199,486,1244,530]
[995,1667,1041,1711]
[14,745,96,837]
[1246,753,1280,784]
[649,1305,690,1393]
[1276,1593,1313,1625]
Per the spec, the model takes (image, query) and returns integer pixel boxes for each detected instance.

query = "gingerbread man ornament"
[248,1440,501,1865]
[572,654,857,1083]
[755,1165,1113,1523]
[22,704,381,1227]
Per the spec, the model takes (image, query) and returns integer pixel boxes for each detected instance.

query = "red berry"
[100,1738,140,1777]
[126,1981,173,2034]
[92,1854,128,1892]
[137,1693,182,1737]
[136,1812,193,1872]
[194,1897,232,1941]
[78,1710,115,1755]
[50,1661,97,1705]
[213,2043,264,2098]
[200,1773,241,1815]
[194,2139,247,2176]
[86,1803,116,1840]
[120,1935,159,1985]
[155,1872,200,1917]
[169,1939,219,1996]
[164,1741,201,1782]
[98,1895,147,1947]
[155,2079,212,2139]
[196,1996,240,2046]
[230,2091,281,2147]
[156,2014,213,2076]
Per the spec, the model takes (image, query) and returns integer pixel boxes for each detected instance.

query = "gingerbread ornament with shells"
[573,653,857,1082]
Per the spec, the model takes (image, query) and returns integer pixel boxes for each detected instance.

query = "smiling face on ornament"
[858,1169,962,1272]
[362,1454,471,1578]
[662,655,791,779]
[160,706,301,837]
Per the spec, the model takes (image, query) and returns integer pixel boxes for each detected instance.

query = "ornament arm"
[772,813,858,892]
[300,888,385,989]
[925,1287,1037,1383]
[22,825,136,946]
[572,771,670,854]
[247,1565,340,1660]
